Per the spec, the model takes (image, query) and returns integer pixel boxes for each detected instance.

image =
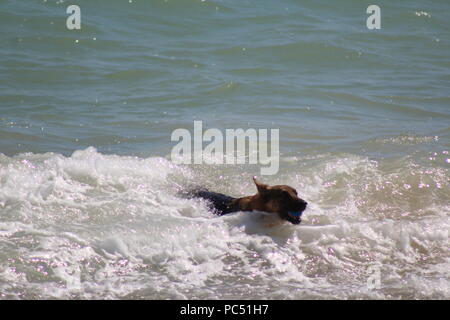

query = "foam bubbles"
[0,148,448,299]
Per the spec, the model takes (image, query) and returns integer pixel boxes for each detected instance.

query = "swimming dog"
[185,177,307,224]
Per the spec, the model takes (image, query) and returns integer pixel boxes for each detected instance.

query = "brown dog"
[186,177,307,224]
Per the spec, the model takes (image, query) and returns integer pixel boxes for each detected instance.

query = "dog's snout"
[298,200,307,210]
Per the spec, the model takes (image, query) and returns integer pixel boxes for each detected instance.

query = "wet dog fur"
[185,177,307,224]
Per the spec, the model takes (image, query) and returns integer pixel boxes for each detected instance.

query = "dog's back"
[183,188,237,215]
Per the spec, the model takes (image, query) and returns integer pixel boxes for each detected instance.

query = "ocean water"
[0,0,449,299]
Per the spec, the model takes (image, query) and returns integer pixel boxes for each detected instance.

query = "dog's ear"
[253,176,270,195]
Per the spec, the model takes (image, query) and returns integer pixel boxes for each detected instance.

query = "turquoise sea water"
[0,0,449,299]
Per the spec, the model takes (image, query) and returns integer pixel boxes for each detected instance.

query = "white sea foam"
[0,147,448,299]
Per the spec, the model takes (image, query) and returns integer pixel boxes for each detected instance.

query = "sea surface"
[0,0,449,299]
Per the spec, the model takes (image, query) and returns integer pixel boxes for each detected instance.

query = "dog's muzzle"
[287,201,307,224]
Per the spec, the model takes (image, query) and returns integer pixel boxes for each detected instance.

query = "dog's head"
[251,177,307,224]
